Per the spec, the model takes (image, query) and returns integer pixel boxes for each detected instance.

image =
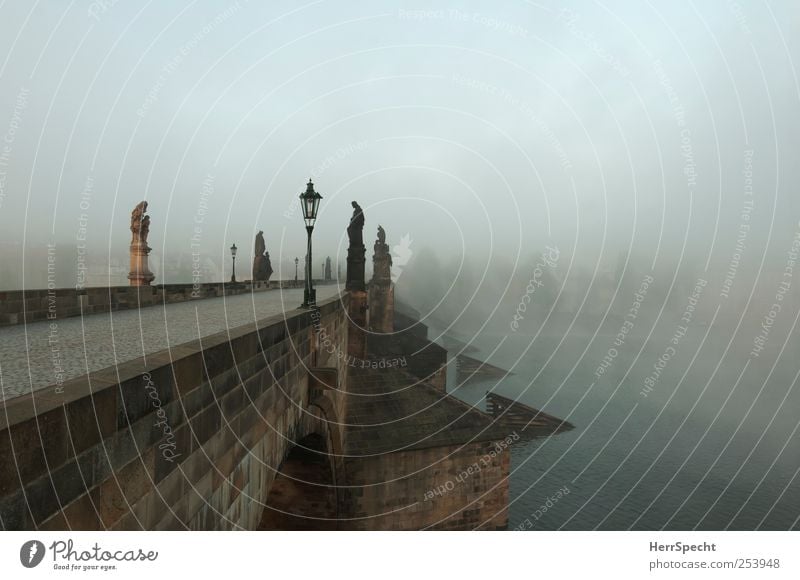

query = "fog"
[0,0,798,332]
[0,1,796,294]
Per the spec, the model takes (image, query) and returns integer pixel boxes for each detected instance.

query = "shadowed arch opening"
[258,433,338,530]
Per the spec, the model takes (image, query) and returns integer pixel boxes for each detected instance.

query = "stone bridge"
[0,280,512,530]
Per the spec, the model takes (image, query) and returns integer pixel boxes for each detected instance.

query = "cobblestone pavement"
[0,286,341,400]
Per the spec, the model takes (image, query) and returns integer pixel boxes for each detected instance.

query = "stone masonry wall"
[342,440,510,530]
[368,282,393,333]
[0,294,347,530]
[370,331,448,391]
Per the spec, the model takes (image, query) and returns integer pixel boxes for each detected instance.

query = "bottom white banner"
[0,531,796,579]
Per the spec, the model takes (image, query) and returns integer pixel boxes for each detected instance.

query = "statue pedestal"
[346,244,366,292]
[369,242,394,333]
[128,242,155,286]
[347,290,368,359]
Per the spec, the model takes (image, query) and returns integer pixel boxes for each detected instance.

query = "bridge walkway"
[0,285,341,400]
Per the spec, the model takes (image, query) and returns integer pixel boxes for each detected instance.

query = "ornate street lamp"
[299,179,322,307]
[294,257,299,283]
[230,243,237,283]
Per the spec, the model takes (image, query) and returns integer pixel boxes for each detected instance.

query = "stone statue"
[372,224,392,281]
[325,256,332,280]
[252,230,273,281]
[347,201,364,248]
[345,200,366,292]
[140,215,150,245]
[264,252,273,279]
[130,201,150,246]
[128,201,155,286]
[254,230,266,257]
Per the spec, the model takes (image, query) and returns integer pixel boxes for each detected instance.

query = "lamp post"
[230,243,237,283]
[294,257,299,284]
[299,179,322,308]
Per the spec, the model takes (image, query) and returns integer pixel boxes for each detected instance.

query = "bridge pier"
[258,434,337,530]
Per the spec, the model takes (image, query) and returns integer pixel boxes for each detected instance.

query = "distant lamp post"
[294,257,299,283]
[230,243,237,283]
[299,179,322,308]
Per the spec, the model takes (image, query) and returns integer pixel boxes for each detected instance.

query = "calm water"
[444,321,800,530]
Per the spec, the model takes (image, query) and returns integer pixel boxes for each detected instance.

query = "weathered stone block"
[4,410,70,497]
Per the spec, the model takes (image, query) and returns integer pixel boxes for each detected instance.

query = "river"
[442,320,800,530]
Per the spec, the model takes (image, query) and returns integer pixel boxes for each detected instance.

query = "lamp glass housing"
[299,180,322,228]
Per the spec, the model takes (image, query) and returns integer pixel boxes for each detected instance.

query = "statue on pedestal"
[130,201,150,245]
[346,201,366,291]
[128,201,155,286]
[252,230,273,281]
[370,225,394,333]
[254,230,265,257]
[347,201,364,247]
[372,224,393,280]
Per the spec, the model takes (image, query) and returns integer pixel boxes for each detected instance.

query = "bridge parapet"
[0,280,337,327]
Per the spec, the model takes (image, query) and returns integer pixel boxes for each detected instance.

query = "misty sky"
[0,0,798,288]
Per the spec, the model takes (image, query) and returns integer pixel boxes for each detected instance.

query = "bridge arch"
[258,432,339,530]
